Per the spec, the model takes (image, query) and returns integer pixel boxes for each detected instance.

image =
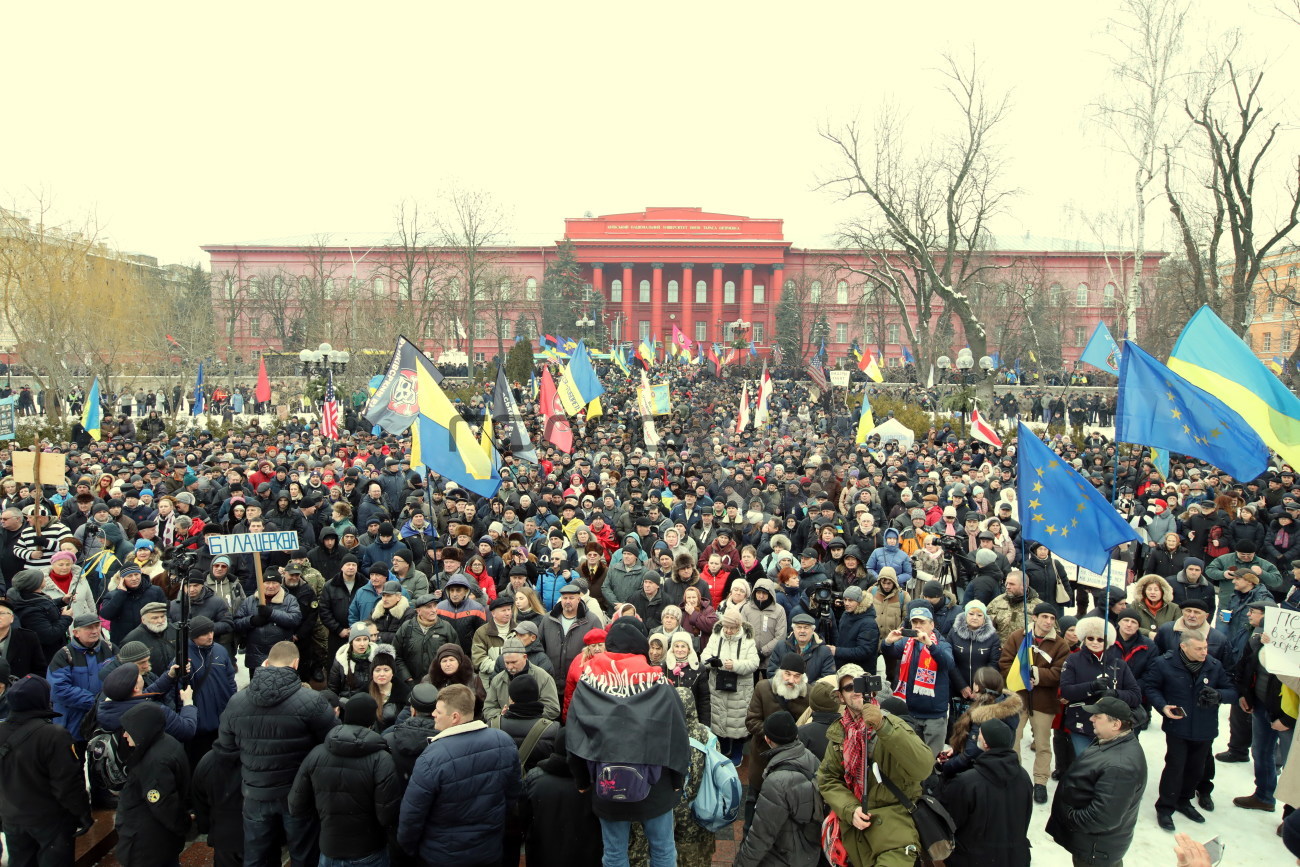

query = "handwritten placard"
[1262,608,1300,679]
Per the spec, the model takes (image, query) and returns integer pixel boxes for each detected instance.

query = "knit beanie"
[343,694,378,726]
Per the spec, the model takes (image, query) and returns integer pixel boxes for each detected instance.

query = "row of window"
[609,279,767,306]
[1261,332,1295,353]
[227,275,542,302]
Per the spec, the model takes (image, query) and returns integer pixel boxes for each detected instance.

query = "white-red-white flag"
[737,381,751,434]
[970,405,1002,448]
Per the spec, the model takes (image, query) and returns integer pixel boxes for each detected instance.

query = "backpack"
[587,760,662,803]
[688,734,742,832]
[87,730,130,791]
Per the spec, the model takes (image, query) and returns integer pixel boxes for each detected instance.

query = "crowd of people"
[0,361,1295,867]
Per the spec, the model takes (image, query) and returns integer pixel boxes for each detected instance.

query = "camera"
[900,628,919,638]
[937,535,965,555]
[811,580,840,610]
[852,674,884,695]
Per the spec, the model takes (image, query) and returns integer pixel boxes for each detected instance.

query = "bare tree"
[1164,61,1300,334]
[437,187,510,379]
[1095,0,1191,340]
[821,51,1015,398]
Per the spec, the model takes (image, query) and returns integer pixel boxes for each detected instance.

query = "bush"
[857,395,938,440]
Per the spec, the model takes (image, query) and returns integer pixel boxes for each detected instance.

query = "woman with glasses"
[1058,616,1142,756]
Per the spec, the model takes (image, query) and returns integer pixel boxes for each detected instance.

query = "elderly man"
[999,601,1071,803]
[767,613,836,680]
[121,601,177,683]
[482,637,560,724]
[540,582,596,676]
[1046,695,1147,866]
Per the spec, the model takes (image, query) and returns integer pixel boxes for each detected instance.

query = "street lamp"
[299,342,351,377]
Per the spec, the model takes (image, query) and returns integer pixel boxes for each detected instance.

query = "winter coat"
[114,711,191,867]
[98,580,166,647]
[1169,568,1216,612]
[942,691,1024,777]
[47,636,116,736]
[1206,552,1283,607]
[370,596,413,645]
[319,573,363,644]
[349,580,404,628]
[1045,730,1147,864]
[120,623,178,685]
[747,678,811,783]
[1263,518,1300,570]
[962,569,1003,608]
[6,588,71,663]
[383,713,441,783]
[986,588,1042,643]
[192,748,244,860]
[184,639,237,731]
[1114,632,1156,692]
[1225,583,1274,662]
[329,642,377,698]
[434,593,487,653]
[215,664,340,801]
[288,724,402,859]
[0,624,46,680]
[883,634,954,718]
[834,607,880,670]
[998,626,1072,715]
[94,674,198,742]
[947,616,1002,696]
[868,584,910,644]
[540,599,597,676]
[1142,649,1236,741]
[818,713,933,865]
[699,621,759,739]
[234,587,303,670]
[1126,574,1182,636]
[1153,619,1230,664]
[396,722,525,864]
[167,586,233,639]
[602,558,646,608]
[734,739,822,867]
[928,592,961,637]
[939,747,1033,867]
[482,663,561,724]
[0,708,91,828]
[1059,646,1142,739]
[521,753,603,867]
[766,632,837,680]
[1024,555,1068,602]
[742,581,787,665]
[865,538,912,581]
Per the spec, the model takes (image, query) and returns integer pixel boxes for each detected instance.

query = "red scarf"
[839,707,870,801]
[893,637,939,698]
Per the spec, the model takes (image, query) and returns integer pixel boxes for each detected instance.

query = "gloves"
[706,657,723,668]
[1085,680,1107,700]
[251,604,271,627]
[1197,686,1221,709]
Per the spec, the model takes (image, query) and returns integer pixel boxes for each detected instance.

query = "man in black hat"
[938,716,1033,867]
[1046,695,1146,866]
[734,710,822,867]
[0,675,92,864]
[384,683,441,784]
[541,582,597,676]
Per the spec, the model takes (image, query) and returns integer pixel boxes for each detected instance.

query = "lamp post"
[955,351,974,437]
[935,355,951,427]
[298,343,351,380]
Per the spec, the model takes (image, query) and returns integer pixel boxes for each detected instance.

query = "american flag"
[806,359,828,391]
[321,370,340,440]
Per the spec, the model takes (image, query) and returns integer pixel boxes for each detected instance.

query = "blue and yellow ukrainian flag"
[411,357,501,498]
[1169,306,1300,469]
[82,377,103,442]
[1006,633,1033,693]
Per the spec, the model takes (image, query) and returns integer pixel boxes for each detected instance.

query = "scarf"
[839,706,870,801]
[893,637,939,698]
[1276,527,1292,552]
[1180,648,1203,675]
[1144,596,1164,615]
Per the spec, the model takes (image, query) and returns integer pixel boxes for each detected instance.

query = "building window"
[1074,326,1087,346]
[501,321,511,340]
[1264,333,1273,352]
[1049,283,1062,306]
[695,280,707,303]
[526,277,538,300]
[836,280,849,304]
[835,323,847,343]
[639,280,651,303]
[324,278,336,298]
[397,278,410,300]
[1284,331,1293,352]
[1103,283,1116,306]
[639,320,650,341]
[667,280,679,303]
[498,278,511,299]
[1075,284,1089,306]
[224,275,234,295]
[887,324,899,344]
[610,279,622,302]
[474,320,488,340]
[250,316,261,337]
[695,322,707,342]
[753,322,765,343]
[1268,295,1278,314]
[753,284,765,304]
[810,281,823,303]
[474,352,486,363]
[724,281,735,304]
[888,356,900,367]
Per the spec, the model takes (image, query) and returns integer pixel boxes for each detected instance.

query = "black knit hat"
[763,710,799,745]
[343,693,378,726]
[778,653,806,675]
[980,717,1014,750]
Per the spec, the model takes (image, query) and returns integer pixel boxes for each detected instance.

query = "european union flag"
[1015,422,1139,572]
[902,346,915,364]
[1080,322,1121,373]
[1116,341,1270,482]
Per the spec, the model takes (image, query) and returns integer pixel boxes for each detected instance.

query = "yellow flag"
[411,362,491,481]
[586,397,603,420]
[855,393,875,445]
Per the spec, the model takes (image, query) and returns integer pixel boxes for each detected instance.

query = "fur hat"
[1074,616,1116,648]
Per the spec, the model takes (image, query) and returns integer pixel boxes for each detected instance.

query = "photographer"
[795,579,841,647]
[882,602,954,755]
[1142,633,1236,831]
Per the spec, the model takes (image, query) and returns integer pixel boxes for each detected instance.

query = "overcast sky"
[4,1,1296,265]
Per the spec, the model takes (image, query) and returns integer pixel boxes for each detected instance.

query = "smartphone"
[1203,836,1224,866]
[901,628,919,638]
[1168,706,1186,719]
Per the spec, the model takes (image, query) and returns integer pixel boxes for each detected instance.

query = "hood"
[710,620,755,639]
[968,691,1023,723]
[883,527,900,543]
[1129,573,1175,606]
[320,527,339,542]
[122,701,167,751]
[247,664,309,707]
[972,746,1025,784]
[325,723,388,757]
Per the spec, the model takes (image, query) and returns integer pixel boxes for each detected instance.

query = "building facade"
[1246,247,1300,368]
[203,206,1157,370]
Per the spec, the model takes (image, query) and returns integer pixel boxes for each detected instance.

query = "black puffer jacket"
[288,724,403,860]
[946,617,1003,696]
[5,588,71,663]
[115,703,191,867]
[938,747,1033,867]
[0,707,91,828]
[383,714,441,783]
[215,664,339,801]
[1045,731,1147,863]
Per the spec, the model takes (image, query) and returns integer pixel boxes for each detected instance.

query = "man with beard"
[745,654,811,829]
[121,601,177,685]
[483,639,560,725]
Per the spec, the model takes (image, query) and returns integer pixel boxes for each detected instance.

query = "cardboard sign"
[1068,557,1128,590]
[1261,608,1300,679]
[207,531,300,556]
[12,451,66,486]
[829,370,851,387]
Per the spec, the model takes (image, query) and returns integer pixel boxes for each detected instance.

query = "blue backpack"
[689,734,742,832]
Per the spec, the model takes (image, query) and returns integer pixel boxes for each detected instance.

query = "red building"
[203,206,1158,369]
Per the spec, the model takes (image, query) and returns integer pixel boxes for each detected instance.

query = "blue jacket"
[882,635,954,718]
[348,581,410,627]
[766,634,837,680]
[1142,649,1236,741]
[775,584,802,619]
[834,608,880,669]
[186,640,238,731]
[47,636,116,736]
[361,538,411,573]
[94,672,199,741]
[865,532,912,580]
[397,722,524,863]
